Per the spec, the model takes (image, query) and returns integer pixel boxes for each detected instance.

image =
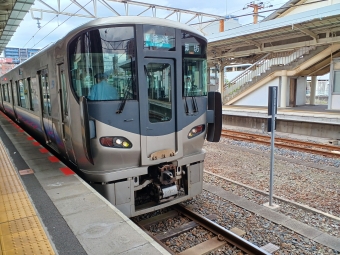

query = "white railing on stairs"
[223,46,316,103]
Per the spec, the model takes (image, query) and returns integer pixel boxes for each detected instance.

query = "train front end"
[67,17,221,217]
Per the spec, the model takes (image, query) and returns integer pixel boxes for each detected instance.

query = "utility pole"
[243,1,272,24]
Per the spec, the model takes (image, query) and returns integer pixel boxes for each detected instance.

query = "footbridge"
[207,3,340,110]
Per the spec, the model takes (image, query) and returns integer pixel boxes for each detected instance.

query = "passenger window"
[60,68,68,116]
[15,81,20,106]
[4,84,9,102]
[2,85,6,101]
[27,78,34,111]
[40,69,51,115]
[8,82,12,103]
[12,81,18,106]
[30,78,39,112]
[19,80,30,109]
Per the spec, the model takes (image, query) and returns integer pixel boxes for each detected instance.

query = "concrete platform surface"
[0,113,169,255]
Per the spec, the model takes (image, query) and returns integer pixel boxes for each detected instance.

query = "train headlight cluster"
[100,136,132,148]
[188,124,205,138]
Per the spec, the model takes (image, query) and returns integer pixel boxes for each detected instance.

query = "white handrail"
[223,46,316,102]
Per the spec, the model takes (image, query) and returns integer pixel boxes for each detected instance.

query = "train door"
[38,69,58,151]
[57,63,76,163]
[140,58,180,165]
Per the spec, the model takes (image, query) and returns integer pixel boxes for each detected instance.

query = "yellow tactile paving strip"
[0,140,55,255]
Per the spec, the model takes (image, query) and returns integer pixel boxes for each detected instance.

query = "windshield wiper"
[116,57,135,114]
[191,94,198,113]
[184,96,189,114]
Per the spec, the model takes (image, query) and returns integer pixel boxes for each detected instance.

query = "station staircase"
[223,44,340,105]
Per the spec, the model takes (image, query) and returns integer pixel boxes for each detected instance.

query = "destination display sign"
[184,43,201,55]
[144,33,175,49]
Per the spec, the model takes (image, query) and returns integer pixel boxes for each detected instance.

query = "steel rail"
[174,204,270,255]
[134,205,270,255]
[222,130,340,158]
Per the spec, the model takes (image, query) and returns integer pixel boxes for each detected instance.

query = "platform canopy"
[0,0,35,55]
[207,4,340,67]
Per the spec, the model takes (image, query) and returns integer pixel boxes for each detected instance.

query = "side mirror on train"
[206,92,222,142]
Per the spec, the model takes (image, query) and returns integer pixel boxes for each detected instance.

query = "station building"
[4,47,39,64]
[207,0,340,111]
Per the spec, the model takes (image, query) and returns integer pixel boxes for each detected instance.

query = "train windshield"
[68,26,136,101]
[182,31,207,97]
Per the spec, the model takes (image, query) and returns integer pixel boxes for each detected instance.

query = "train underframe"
[89,152,205,217]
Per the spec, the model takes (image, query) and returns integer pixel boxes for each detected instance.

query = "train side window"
[27,78,34,111]
[4,84,9,102]
[60,68,68,116]
[12,81,18,106]
[30,77,39,112]
[19,80,29,109]
[15,81,20,106]
[2,85,5,101]
[40,69,51,115]
[8,82,12,103]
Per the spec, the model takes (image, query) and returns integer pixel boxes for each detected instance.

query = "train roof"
[64,16,205,41]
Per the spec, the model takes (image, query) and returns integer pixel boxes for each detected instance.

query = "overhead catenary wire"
[208,5,337,41]
[23,2,74,48]
[30,0,93,49]
[191,0,328,26]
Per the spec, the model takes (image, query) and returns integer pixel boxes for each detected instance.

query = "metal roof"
[0,0,35,55]
[262,0,307,21]
[207,4,340,65]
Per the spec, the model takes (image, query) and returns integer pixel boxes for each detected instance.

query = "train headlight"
[188,124,205,138]
[99,136,132,148]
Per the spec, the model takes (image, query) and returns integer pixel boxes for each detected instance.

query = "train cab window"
[181,31,207,97]
[146,63,172,123]
[19,80,30,109]
[69,26,137,101]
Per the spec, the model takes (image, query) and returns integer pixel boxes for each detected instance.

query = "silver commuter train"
[0,16,222,217]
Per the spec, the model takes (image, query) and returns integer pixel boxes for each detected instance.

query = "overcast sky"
[8,0,288,49]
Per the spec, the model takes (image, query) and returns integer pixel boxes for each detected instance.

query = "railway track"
[222,129,340,158]
[133,205,270,255]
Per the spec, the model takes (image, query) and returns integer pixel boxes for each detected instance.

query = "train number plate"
[150,149,175,160]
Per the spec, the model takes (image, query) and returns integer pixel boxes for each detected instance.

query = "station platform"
[222,105,340,140]
[223,105,340,125]
[0,112,169,255]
